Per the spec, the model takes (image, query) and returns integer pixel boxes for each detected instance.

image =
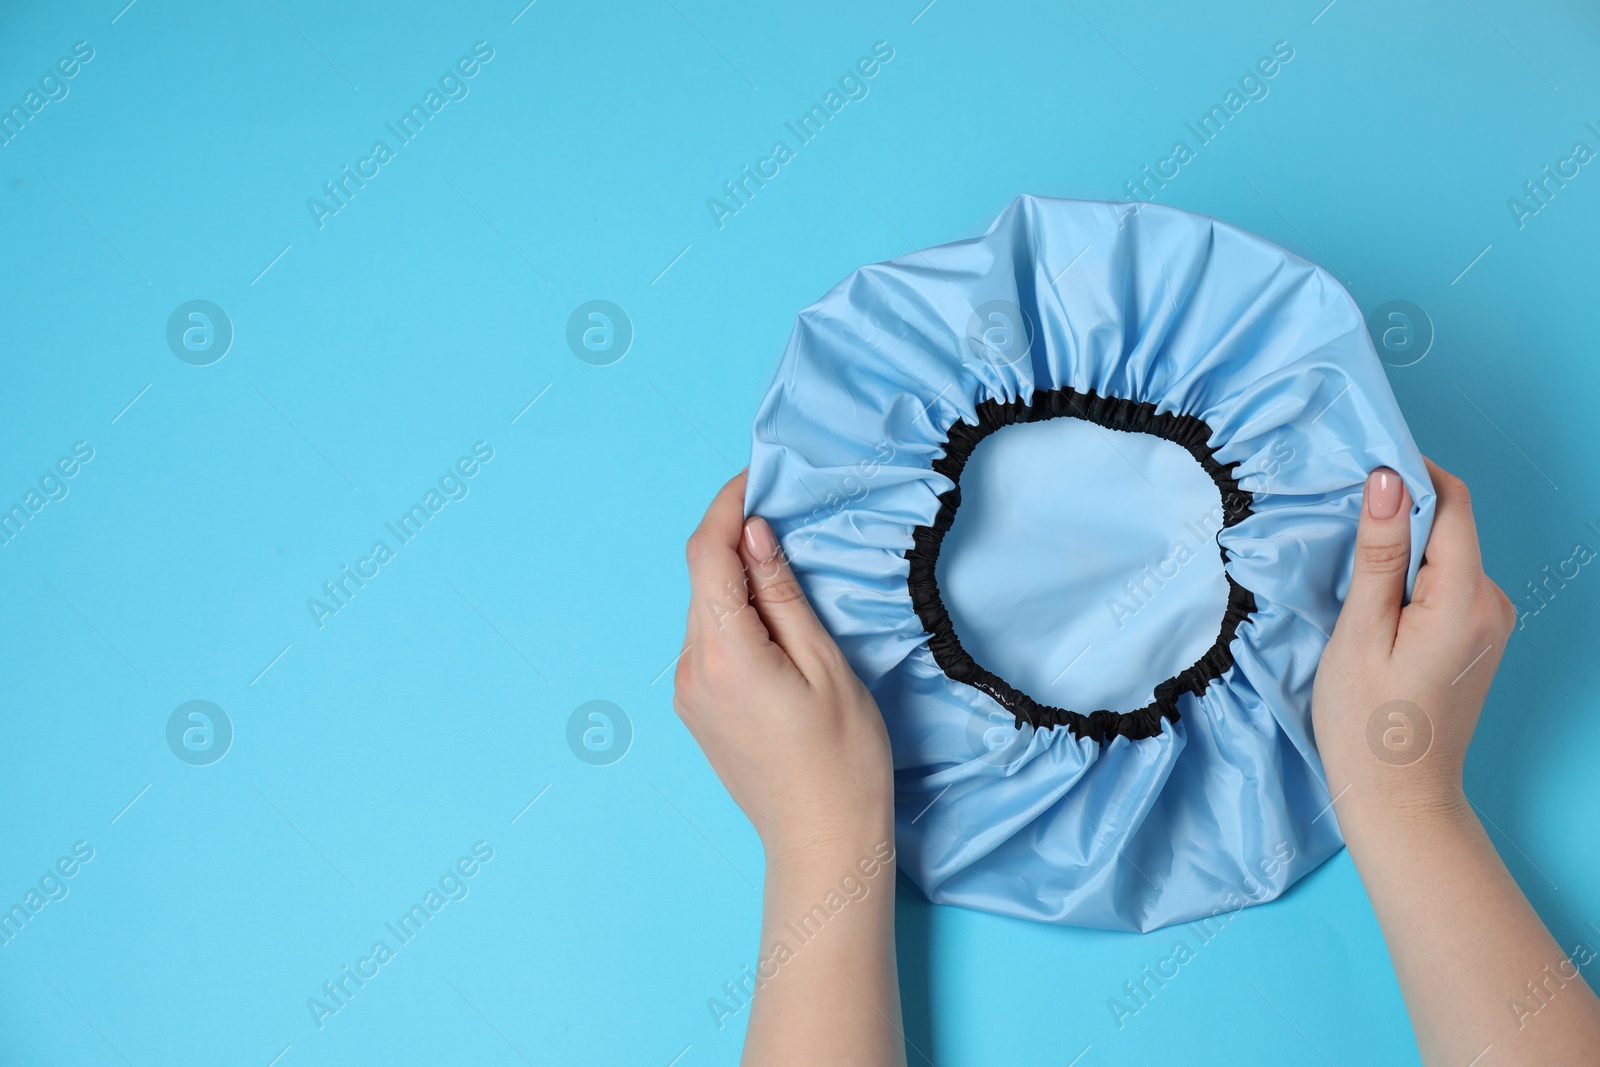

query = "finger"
[738,515,832,670]
[1416,457,1484,578]
[1336,467,1414,654]
[684,470,764,644]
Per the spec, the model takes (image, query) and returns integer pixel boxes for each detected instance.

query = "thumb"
[738,516,832,669]
[1335,467,1414,654]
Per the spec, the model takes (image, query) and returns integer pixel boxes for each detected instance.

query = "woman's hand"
[1311,458,1600,1066]
[675,471,906,1066]
[1312,457,1517,819]
[673,470,894,864]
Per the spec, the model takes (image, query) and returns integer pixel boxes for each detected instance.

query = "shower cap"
[744,195,1433,932]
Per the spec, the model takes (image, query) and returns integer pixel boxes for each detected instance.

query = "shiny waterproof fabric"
[744,196,1433,932]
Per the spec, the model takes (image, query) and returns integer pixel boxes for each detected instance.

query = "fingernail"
[744,517,778,562]
[1367,468,1403,520]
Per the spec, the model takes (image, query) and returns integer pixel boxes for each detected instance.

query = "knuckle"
[1500,595,1519,634]
[757,573,809,607]
[1437,469,1470,505]
[1357,538,1410,571]
[684,531,714,565]
[1479,579,1517,634]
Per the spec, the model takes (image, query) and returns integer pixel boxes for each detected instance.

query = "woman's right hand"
[1311,457,1516,820]
[1310,458,1600,1066]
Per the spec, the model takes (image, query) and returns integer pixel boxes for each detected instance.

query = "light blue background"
[2,1,1598,1064]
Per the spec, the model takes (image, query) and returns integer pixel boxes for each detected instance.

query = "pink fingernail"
[744,517,778,562]
[1367,468,1402,520]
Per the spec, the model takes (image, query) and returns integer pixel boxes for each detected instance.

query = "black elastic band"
[904,387,1258,744]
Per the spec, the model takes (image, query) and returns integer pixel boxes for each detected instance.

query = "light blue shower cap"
[745,195,1433,932]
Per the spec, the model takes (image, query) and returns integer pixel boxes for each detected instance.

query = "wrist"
[1321,737,1470,835]
[764,815,896,887]
[1333,781,1476,852]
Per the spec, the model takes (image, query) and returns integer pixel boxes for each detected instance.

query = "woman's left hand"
[673,470,894,865]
